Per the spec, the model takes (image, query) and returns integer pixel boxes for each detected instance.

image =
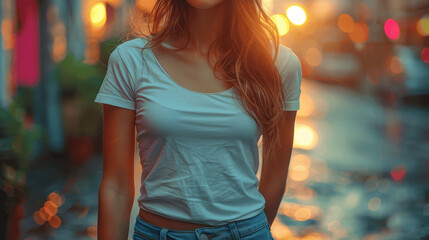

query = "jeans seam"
[266,225,274,239]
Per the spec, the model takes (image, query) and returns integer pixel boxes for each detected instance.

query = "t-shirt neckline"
[146,42,234,96]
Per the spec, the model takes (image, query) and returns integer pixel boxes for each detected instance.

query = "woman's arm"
[98,104,136,240]
[258,110,297,227]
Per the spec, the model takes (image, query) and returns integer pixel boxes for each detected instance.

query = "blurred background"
[0,0,428,239]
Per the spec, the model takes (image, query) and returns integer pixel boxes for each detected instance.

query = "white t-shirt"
[94,37,302,226]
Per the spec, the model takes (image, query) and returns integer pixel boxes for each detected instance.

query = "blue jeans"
[133,210,275,240]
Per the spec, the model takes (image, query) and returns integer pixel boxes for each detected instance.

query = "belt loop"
[160,227,169,240]
[228,222,240,240]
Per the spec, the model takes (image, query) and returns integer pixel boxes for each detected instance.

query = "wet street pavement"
[20,79,429,240]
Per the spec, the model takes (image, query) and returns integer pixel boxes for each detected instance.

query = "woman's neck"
[172,1,230,56]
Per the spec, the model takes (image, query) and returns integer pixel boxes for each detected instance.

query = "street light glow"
[90,2,107,27]
[271,14,289,36]
[286,5,307,25]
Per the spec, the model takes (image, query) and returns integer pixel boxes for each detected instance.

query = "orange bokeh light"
[48,215,61,228]
[416,15,429,36]
[33,211,45,225]
[44,200,58,216]
[87,226,98,239]
[38,207,50,221]
[304,48,323,67]
[294,207,312,221]
[338,14,355,33]
[271,14,290,36]
[390,56,403,74]
[90,2,107,28]
[349,22,369,43]
[48,192,64,207]
[298,94,314,117]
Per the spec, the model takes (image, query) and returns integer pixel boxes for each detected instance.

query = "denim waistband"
[134,209,270,239]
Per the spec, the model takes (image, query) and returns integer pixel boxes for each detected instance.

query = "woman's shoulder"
[119,36,150,49]
[114,37,150,57]
[275,44,301,75]
[108,37,151,73]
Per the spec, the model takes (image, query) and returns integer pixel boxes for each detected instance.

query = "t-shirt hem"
[283,101,300,111]
[94,93,136,110]
[137,202,266,227]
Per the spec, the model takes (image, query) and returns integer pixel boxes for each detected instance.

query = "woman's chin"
[185,0,226,10]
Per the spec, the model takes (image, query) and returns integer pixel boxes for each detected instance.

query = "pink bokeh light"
[384,19,400,40]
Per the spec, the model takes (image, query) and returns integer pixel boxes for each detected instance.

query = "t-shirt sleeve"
[279,49,302,111]
[94,46,136,110]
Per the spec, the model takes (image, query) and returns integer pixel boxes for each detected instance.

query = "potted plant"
[57,53,105,165]
[0,88,45,240]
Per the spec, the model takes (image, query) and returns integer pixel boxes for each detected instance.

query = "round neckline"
[146,44,234,96]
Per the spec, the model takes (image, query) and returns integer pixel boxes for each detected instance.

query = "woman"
[95,0,302,239]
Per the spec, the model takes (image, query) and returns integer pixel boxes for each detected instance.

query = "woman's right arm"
[98,104,136,240]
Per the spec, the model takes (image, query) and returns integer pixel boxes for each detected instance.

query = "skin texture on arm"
[98,104,136,240]
[258,110,297,227]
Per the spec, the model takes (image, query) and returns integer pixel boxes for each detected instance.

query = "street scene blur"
[1,0,428,239]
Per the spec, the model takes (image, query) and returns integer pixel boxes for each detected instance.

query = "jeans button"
[200,233,209,240]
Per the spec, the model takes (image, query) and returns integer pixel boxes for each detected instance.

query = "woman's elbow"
[99,175,135,199]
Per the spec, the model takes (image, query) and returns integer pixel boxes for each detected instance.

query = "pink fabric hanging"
[13,0,40,87]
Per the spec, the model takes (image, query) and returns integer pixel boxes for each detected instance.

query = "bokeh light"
[87,226,97,239]
[293,154,311,168]
[390,165,406,181]
[311,0,337,20]
[271,14,289,36]
[38,207,50,221]
[337,14,355,33]
[378,179,391,193]
[349,22,369,43]
[287,5,307,25]
[298,94,315,117]
[43,200,58,216]
[384,19,400,40]
[421,47,429,64]
[416,15,429,36]
[289,153,311,182]
[294,124,319,150]
[48,192,64,207]
[290,165,309,181]
[304,47,323,67]
[48,215,61,228]
[271,218,293,239]
[390,56,403,74]
[328,220,341,232]
[33,211,45,225]
[295,186,316,200]
[1,19,14,49]
[368,197,381,211]
[294,207,312,221]
[90,2,107,28]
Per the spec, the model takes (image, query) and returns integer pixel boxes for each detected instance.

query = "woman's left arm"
[258,110,297,227]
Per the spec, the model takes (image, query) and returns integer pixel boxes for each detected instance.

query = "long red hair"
[127,0,285,170]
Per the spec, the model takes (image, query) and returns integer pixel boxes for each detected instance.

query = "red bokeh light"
[384,19,400,40]
[390,165,406,181]
[421,47,429,64]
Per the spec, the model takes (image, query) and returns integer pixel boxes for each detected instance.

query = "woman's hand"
[98,104,136,240]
